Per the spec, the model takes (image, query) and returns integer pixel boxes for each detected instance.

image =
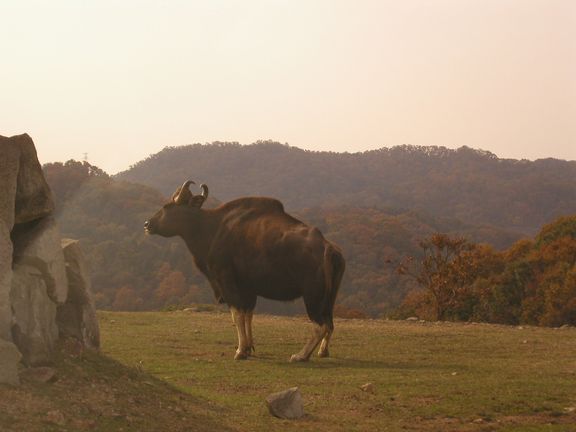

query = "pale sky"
[1,0,575,174]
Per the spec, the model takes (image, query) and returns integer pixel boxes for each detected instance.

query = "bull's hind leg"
[290,292,332,362]
[289,321,329,362]
[230,307,250,360]
[317,327,333,358]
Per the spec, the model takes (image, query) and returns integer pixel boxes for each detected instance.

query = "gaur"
[144,181,345,362]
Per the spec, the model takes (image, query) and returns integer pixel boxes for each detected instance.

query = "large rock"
[265,387,305,419]
[0,339,21,385]
[0,137,20,342]
[0,133,56,346]
[57,239,100,350]
[9,217,68,366]
[0,223,14,342]
[12,217,68,303]
[12,134,55,224]
[10,263,59,366]
[0,135,21,228]
[0,133,100,382]
[0,134,54,225]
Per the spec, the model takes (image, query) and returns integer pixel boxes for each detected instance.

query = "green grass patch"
[98,311,576,431]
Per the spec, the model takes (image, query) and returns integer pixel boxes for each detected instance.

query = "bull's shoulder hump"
[217,197,285,214]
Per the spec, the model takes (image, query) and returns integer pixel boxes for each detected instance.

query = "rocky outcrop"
[0,137,21,349]
[12,134,55,224]
[0,134,99,384]
[57,239,100,350]
[10,263,59,366]
[0,136,23,384]
[12,217,68,303]
[0,339,21,385]
[0,223,14,343]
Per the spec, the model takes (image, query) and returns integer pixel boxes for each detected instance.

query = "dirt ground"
[0,340,231,432]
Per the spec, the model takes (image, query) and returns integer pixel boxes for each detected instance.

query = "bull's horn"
[200,184,209,199]
[181,180,195,190]
[174,180,195,203]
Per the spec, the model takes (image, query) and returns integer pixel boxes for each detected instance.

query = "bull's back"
[214,204,328,300]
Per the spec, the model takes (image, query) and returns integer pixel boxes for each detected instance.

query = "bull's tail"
[322,244,345,329]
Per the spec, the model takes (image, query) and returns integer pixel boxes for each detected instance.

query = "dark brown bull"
[144,181,345,362]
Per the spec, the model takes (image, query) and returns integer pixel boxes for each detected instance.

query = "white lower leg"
[290,323,328,362]
[318,328,333,357]
[230,307,249,360]
[244,310,254,354]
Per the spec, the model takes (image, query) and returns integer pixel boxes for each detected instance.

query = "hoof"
[317,348,329,358]
[234,351,249,360]
[289,354,309,363]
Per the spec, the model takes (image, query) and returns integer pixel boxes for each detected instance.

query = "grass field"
[2,310,575,431]
[98,310,576,432]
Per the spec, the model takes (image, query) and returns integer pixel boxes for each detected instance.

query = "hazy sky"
[1,0,575,173]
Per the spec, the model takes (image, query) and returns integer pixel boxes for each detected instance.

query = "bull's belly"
[255,287,302,302]
[240,275,307,302]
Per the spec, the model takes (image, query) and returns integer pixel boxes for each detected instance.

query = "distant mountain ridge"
[116,141,576,234]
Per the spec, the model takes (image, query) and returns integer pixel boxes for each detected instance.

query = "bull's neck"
[180,209,220,261]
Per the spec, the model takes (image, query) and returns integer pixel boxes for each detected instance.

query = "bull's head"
[144,180,209,237]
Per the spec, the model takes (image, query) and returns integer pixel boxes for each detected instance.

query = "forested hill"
[116,141,576,235]
[43,160,520,317]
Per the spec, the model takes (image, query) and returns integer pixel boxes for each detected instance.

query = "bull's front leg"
[244,310,255,355]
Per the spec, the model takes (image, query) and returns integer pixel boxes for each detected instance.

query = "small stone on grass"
[265,387,304,419]
[20,366,58,383]
[360,383,375,394]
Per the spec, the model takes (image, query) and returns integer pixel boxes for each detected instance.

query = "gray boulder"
[265,387,305,419]
[12,134,55,224]
[12,217,68,303]
[9,217,69,366]
[0,137,22,384]
[0,133,99,382]
[0,137,20,342]
[0,339,21,385]
[10,263,59,366]
[57,239,100,350]
[0,134,54,225]
[0,223,14,342]
[0,133,59,345]
[0,135,21,228]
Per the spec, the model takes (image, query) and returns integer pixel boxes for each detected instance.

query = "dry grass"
[101,311,576,431]
[2,311,575,431]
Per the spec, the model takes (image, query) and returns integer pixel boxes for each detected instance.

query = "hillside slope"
[117,141,576,234]
[44,161,522,317]
[0,340,232,432]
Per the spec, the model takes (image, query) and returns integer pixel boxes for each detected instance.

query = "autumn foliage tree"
[155,270,188,307]
[397,216,576,326]
[398,234,496,320]
[112,286,143,311]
